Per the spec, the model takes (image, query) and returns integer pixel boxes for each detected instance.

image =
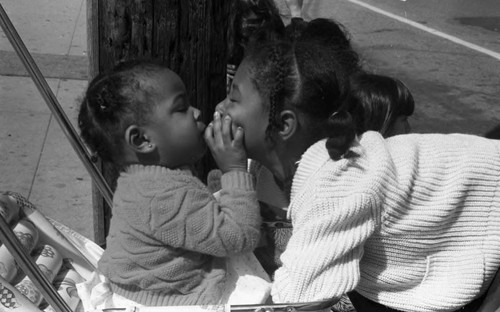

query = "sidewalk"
[0,0,94,240]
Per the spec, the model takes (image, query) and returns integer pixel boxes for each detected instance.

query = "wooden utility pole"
[87,0,231,246]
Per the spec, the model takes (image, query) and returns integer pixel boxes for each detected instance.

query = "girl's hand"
[204,111,247,173]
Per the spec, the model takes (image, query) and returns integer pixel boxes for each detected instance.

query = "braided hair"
[243,41,297,141]
[244,18,362,160]
[78,60,167,167]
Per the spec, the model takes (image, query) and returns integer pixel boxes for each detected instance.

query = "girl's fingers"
[232,127,244,148]
[204,123,214,147]
[212,111,223,146]
[227,64,236,75]
[222,115,232,145]
[208,112,243,150]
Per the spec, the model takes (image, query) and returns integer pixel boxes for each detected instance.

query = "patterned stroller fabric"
[0,191,97,312]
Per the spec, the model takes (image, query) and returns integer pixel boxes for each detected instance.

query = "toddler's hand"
[204,111,247,173]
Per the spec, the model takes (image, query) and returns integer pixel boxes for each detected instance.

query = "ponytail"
[325,109,357,161]
[266,44,287,138]
[285,17,307,41]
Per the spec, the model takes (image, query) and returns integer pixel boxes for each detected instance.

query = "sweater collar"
[125,164,193,177]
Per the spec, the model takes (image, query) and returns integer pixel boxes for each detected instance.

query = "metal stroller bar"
[0,3,113,208]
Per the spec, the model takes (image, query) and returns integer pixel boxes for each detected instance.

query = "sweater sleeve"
[153,170,261,257]
[271,191,379,303]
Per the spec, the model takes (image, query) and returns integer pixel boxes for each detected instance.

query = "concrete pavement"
[0,0,93,239]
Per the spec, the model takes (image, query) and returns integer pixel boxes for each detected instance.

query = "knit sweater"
[98,165,261,306]
[271,131,500,312]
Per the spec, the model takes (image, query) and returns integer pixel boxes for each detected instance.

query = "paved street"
[1,0,499,242]
[308,0,500,134]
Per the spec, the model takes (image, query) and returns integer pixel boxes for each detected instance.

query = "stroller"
[0,3,337,312]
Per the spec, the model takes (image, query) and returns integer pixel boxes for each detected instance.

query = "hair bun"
[325,110,356,161]
[286,17,307,41]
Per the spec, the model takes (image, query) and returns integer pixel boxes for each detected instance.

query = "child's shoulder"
[120,164,208,192]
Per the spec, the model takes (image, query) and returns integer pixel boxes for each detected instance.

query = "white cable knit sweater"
[271,131,500,312]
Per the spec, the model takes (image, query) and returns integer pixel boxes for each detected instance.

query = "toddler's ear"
[125,125,153,153]
[278,109,298,141]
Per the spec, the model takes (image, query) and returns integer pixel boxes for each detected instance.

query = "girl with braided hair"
[245,17,361,312]
[214,17,500,312]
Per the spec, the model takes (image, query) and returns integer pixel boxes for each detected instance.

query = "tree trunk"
[87,0,230,246]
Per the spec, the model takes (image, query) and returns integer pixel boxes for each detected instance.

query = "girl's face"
[385,115,411,137]
[216,60,270,160]
[146,70,207,168]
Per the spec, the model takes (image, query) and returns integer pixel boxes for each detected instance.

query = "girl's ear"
[278,109,298,141]
[124,125,154,153]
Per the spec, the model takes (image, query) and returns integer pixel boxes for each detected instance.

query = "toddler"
[78,60,262,306]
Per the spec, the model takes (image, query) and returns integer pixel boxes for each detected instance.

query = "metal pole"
[0,3,113,207]
[231,299,337,311]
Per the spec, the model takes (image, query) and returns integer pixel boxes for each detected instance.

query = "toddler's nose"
[215,98,227,115]
[192,107,202,121]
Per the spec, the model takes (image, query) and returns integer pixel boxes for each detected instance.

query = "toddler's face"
[147,70,207,168]
[216,60,269,161]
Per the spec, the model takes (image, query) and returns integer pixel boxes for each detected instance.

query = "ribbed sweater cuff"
[220,170,254,191]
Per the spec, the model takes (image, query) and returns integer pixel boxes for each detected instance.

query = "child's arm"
[271,192,378,303]
[153,111,261,257]
[150,171,261,257]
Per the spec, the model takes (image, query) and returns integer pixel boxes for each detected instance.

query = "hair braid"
[324,105,357,160]
[265,44,287,138]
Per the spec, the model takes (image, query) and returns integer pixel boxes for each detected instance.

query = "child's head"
[350,73,414,137]
[218,18,361,162]
[78,60,206,170]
